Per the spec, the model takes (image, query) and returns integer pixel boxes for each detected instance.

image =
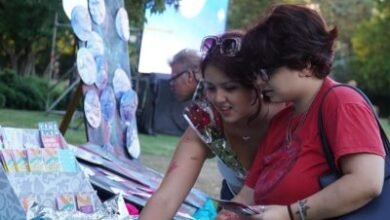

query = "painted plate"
[126,125,141,159]
[76,47,96,85]
[115,8,130,42]
[88,0,106,25]
[62,0,88,19]
[94,55,108,90]
[87,31,105,57]
[119,90,138,123]
[100,87,116,121]
[71,6,92,41]
[112,68,131,98]
[84,89,102,128]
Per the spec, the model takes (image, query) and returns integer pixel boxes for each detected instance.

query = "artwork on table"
[88,0,106,25]
[84,90,102,129]
[77,47,97,85]
[71,6,92,41]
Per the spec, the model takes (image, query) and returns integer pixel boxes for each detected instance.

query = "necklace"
[240,103,270,141]
[285,90,319,146]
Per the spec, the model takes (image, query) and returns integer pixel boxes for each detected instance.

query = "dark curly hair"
[242,4,338,78]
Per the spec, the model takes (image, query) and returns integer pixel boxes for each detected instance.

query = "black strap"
[318,84,390,175]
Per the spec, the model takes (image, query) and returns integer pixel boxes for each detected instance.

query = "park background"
[0,0,389,197]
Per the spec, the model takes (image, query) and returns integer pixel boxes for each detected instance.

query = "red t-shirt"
[245,77,385,205]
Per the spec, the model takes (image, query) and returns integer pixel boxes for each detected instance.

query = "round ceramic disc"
[76,48,96,85]
[94,56,108,90]
[113,68,131,98]
[100,87,116,121]
[87,31,105,57]
[119,90,138,123]
[84,89,102,128]
[115,8,130,41]
[126,125,140,159]
[62,0,88,19]
[71,6,92,41]
[88,0,106,25]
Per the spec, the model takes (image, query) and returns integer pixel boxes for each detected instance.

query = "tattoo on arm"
[295,199,310,219]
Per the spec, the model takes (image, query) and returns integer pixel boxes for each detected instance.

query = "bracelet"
[297,200,306,220]
[287,205,294,220]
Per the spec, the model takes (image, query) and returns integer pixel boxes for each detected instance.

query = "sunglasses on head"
[200,36,242,57]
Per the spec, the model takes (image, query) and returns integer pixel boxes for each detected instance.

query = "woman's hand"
[215,209,241,220]
[246,205,290,220]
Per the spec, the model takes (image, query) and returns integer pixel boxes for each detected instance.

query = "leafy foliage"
[351,0,390,95]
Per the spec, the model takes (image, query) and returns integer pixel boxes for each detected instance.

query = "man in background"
[168,49,201,102]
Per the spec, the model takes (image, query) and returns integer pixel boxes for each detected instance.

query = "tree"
[0,0,175,77]
[0,0,62,76]
[351,0,390,94]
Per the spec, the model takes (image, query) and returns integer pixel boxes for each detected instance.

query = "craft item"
[43,148,61,172]
[13,149,29,172]
[38,121,63,148]
[87,31,105,57]
[115,8,130,41]
[26,148,44,172]
[62,0,88,19]
[119,90,138,123]
[22,129,41,148]
[58,149,78,173]
[95,56,108,90]
[77,47,97,85]
[84,89,102,128]
[20,195,38,211]
[76,193,94,213]
[71,6,92,41]
[88,0,106,25]
[56,194,76,211]
[113,68,131,99]
[0,149,17,172]
[100,87,116,121]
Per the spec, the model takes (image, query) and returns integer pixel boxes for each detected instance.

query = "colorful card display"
[19,195,37,211]
[26,148,44,172]
[56,194,76,211]
[12,149,29,172]
[38,122,63,148]
[76,193,94,213]
[58,149,77,173]
[43,148,61,172]
[0,149,17,172]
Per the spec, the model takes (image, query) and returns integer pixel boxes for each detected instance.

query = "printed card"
[13,149,29,172]
[76,193,94,213]
[0,149,17,172]
[58,149,77,173]
[56,194,76,211]
[43,148,61,172]
[19,195,37,211]
[26,148,44,172]
[38,121,63,148]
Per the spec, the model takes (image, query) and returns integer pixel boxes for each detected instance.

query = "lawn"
[0,109,179,156]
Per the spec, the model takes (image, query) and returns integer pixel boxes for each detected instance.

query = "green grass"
[0,109,179,156]
[1,109,389,157]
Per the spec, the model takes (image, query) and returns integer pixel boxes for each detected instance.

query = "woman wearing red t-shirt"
[217,4,385,220]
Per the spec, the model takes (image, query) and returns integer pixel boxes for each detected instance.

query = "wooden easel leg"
[60,82,83,135]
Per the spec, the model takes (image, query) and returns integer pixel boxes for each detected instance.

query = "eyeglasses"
[200,36,242,57]
[257,67,277,82]
[169,69,190,82]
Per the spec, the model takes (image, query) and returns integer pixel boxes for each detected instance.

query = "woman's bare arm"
[139,127,211,220]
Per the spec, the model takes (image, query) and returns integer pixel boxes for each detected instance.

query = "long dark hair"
[200,31,263,123]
